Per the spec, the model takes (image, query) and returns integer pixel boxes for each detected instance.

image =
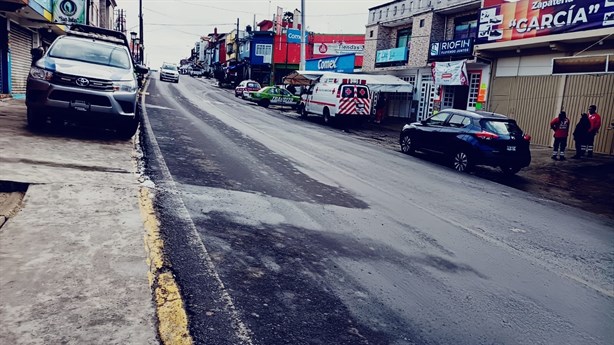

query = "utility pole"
[299,0,305,70]
[139,0,144,65]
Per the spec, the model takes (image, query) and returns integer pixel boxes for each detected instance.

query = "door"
[417,76,435,121]
[416,112,450,152]
[9,24,33,95]
[438,113,470,154]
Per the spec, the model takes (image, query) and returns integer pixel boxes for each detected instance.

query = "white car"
[160,63,179,83]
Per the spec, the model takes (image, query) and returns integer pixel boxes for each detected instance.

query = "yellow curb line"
[139,186,193,345]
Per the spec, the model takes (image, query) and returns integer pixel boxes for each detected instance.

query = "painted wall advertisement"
[477,0,614,44]
[53,0,86,24]
[431,60,468,86]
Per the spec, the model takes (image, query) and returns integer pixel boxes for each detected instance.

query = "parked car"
[399,109,531,175]
[246,86,300,108]
[190,67,204,77]
[26,24,148,139]
[159,63,179,83]
[235,80,261,98]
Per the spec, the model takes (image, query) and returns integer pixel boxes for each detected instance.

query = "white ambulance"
[299,74,372,125]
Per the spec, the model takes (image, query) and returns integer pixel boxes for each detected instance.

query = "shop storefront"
[428,38,491,113]
[475,0,614,154]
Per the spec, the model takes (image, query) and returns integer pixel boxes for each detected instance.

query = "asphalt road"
[141,74,614,345]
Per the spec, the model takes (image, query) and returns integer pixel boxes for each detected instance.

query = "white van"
[299,74,372,125]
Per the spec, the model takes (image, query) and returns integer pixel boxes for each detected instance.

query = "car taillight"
[475,131,499,140]
[523,134,532,141]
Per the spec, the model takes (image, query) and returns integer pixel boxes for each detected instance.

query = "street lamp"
[134,38,141,64]
[130,31,138,60]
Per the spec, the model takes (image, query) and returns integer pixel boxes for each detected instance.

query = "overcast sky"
[119,0,382,67]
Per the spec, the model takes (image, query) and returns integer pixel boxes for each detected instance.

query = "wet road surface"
[141,75,614,345]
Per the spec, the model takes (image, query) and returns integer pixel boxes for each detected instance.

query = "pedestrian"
[586,104,602,158]
[550,111,570,160]
[571,112,590,159]
[375,94,387,124]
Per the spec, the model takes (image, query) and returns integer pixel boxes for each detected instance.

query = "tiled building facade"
[363,0,486,121]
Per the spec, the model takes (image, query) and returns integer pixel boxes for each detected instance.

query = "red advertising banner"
[477,0,614,44]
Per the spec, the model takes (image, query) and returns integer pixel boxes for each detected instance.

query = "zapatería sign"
[53,0,86,24]
[477,0,614,44]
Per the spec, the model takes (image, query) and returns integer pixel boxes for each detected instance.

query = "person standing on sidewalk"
[572,112,590,159]
[550,111,570,160]
[586,104,602,157]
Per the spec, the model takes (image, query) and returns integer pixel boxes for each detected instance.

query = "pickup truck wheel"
[27,107,46,130]
[116,117,139,140]
[259,99,270,108]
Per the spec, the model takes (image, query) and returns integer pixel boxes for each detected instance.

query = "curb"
[136,78,194,345]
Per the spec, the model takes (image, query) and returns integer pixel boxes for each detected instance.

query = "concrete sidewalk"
[0,99,157,344]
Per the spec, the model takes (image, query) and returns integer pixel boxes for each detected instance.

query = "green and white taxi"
[246,86,300,108]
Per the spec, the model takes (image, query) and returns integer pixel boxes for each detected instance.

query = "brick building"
[363,0,488,121]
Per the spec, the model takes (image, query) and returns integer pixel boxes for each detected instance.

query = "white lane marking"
[141,80,256,344]
[146,104,175,110]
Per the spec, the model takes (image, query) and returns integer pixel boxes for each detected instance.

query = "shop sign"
[375,47,408,63]
[431,60,469,86]
[313,42,364,56]
[429,38,474,58]
[53,0,86,24]
[305,53,356,73]
[287,29,308,44]
[33,0,52,12]
[478,0,614,44]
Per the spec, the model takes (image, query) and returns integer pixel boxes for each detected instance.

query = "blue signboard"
[376,47,408,63]
[286,29,308,44]
[429,38,474,58]
[305,53,356,73]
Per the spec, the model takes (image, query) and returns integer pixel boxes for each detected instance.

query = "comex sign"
[287,29,308,44]
[305,53,355,73]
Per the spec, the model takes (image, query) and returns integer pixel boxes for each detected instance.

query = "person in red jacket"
[550,111,570,160]
[586,104,601,157]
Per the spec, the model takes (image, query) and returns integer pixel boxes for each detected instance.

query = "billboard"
[305,53,356,73]
[53,0,86,24]
[313,42,364,56]
[286,29,308,44]
[478,0,614,44]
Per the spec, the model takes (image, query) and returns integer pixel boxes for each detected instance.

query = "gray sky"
[119,0,382,68]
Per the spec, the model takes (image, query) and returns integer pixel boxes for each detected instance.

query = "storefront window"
[397,28,412,48]
[454,19,478,39]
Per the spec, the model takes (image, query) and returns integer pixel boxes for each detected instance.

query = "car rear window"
[341,86,355,98]
[356,86,369,99]
[481,120,522,135]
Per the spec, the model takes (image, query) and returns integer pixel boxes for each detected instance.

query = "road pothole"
[0,181,29,230]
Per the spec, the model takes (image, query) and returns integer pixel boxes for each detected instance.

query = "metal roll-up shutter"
[10,24,33,94]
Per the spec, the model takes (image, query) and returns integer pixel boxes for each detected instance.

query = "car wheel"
[452,150,472,172]
[27,107,46,130]
[400,133,415,154]
[235,92,239,97]
[259,99,270,108]
[501,165,521,176]
[323,108,333,126]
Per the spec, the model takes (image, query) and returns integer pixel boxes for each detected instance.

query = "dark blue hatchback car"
[399,109,531,175]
